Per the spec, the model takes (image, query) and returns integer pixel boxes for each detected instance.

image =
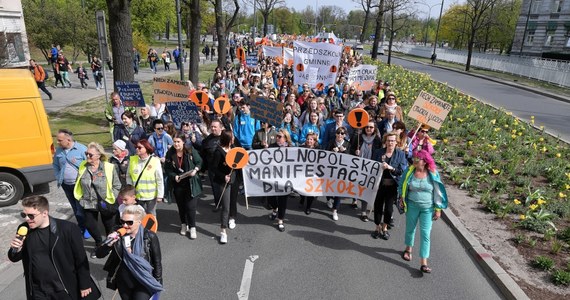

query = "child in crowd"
[74,64,89,89]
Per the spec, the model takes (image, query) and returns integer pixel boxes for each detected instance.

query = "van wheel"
[0,173,24,207]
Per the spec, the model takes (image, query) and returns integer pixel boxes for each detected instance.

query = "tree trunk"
[106,0,135,87]
[465,29,476,72]
[214,0,227,69]
[371,0,384,61]
[360,10,370,43]
[263,13,269,37]
[188,0,201,84]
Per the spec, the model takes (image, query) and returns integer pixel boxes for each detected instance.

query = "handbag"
[92,177,118,217]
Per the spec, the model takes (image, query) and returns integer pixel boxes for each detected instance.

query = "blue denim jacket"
[53,142,87,187]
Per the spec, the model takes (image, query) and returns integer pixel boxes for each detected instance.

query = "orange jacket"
[32,65,46,82]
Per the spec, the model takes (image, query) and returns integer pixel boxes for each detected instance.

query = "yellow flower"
[566,184,570,190]
[511,134,517,139]
[513,199,521,205]
[511,129,517,134]
[556,153,561,158]
[490,119,496,125]
[494,128,501,132]
[492,169,501,175]
[539,137,544,142]
[529,204,538,211]
[519,214,526,220]
[541,146,547,153]
[468,141,473,146]
[506,111,512,116]
[540,126,544,130]
[560,192,567,199]
[530,119,535,125]
[504,124,509,128]
[518,132,523,136]
[537,199,546,205]
[530,116,535,119]
[566,173,570,180]
[443,138,448,144]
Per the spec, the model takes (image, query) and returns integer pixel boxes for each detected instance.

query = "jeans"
[150,61,158,73]
[404,202,434,259]
[174,186,196,227]
[138,199,158,216]
[61,183,85,231]
[60,71,71,87]
[373,184,397,226]
[84,209,115,245]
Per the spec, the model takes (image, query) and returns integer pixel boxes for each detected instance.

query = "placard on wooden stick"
[407,91,452,130]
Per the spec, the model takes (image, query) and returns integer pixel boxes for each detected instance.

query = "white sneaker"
[327,199,334,209]
[228,219,236,230]
[189,227,197,239]
[220,232,227,244]
[332,211,339,221]
[179,223,187,235]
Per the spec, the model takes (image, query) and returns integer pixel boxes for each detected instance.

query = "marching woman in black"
[165,132,203,239]
[300,132,319,215]
[211,130,239,244]
[96,205,163,299]
[268,129,293,231]
[326,126,351,221]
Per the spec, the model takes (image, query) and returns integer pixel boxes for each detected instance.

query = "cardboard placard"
[115,81,145,107]
[246,55,258,68]
[347,65,377,92]
[152,77,189,104]
[408,91,452,130]
[164,101,202,128]
[249,97,283,126]
[225,147,249,169]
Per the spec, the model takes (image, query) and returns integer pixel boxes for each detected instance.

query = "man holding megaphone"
[7,195,100,299]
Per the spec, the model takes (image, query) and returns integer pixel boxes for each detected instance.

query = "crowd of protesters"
[12,34,450,299]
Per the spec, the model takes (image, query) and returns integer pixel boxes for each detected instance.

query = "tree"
[460,0,500,71]
[353,0,376,43]
[253,0,284,36]
[106,0,135,85]
[383,0,412,65]
[212,0,239,68]
[370,0,391,61]
[182,0,202,84]
[130,0,176,41]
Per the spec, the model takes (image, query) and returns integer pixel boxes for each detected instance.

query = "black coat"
[8,218,95,300]
[96,228,162,285]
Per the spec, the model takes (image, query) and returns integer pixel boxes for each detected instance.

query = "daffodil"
[494,128,501,132]
[537,199,546,205]
[539,137,544,142]
[504,124,509,128]
[519,214,526,220]
[468,141,473,146]
[490,119,496,125]
[560,192,567,199]
[541,146,547,153]
[511,129,517,134]
[555,153,561,158]
[566,184,570,190]
[511,134,517,139]
[492,169,501,175]
[529,204,538,211]
[443,139,448,144]
[513,199,521,205]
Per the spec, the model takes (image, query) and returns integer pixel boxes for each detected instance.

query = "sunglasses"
[155,127,164,131]
[276,134,283,138]
[120,219,135,226]
[21,212,41,220]
[336,132,346,135]
[85,152,98,158]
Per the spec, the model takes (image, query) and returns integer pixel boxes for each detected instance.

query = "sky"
[282,0,458,19]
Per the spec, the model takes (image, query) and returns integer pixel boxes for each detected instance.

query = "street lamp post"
[415,2,442,47]
[433,0,445,56]
[519,0,534,56]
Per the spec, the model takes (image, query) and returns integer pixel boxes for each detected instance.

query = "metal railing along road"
[392,44,570,88]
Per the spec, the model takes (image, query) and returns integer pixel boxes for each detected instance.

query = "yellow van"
[0,69,55,207]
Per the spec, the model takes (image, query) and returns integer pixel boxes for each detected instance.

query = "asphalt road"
[387,57,570,142]
[0,182,503,300]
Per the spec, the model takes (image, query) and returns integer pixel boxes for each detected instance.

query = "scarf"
[123,225,164,297]
[360,135,375,159]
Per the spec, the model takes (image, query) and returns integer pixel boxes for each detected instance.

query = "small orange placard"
[346,108,370,129]
[225,147,249,169]
[214,96,231,114]
[190,91,209,106]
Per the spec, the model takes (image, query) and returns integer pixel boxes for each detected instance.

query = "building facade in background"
[513,0,570,59]
[0,0,30,68]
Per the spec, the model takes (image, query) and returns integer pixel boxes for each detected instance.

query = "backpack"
[44,69,49,80]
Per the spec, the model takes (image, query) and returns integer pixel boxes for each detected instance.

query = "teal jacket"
[398,166,448,213]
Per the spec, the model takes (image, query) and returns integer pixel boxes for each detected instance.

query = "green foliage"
[558,227,570,243]
[551,239,563,255]
[551,269,570,286]
[130,0,176,40]
[532,255,555,271]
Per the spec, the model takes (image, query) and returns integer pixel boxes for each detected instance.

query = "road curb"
[442,208,530,300]
[396,56,570,105]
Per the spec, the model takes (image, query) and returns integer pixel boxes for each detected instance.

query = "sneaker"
[277,223,285,232]
[189,227,197,239]
[48,94,53,100]
[381,231,390,240]
[332,211,339,221]
[388,217,395,229]
[351,201,358,209]
[96,87,100,90]
[228,219,236,230]
[360,214,369,222]
[83,230,91,240]
[269,211,277,220]
[327,199,333,209]
[371,231,381,239]
[179,223,187,236]
[220,232,227,244]
[90,250,97,259]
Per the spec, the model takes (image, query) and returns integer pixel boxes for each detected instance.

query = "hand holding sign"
[217,147,250,209]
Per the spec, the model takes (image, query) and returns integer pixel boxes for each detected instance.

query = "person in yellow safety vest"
[73,142,121,258]
[127,139,164,216]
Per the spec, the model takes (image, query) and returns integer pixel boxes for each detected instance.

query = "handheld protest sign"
[237,47,246,62]
[190,90,209,106]
[407,91,452,130]
[214,96,231,114]
[225,147,249,169]
[347,108,370,129]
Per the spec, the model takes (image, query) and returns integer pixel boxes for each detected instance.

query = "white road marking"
[237,255,259,300]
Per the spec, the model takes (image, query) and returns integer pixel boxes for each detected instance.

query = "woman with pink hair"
[397,150,448,273]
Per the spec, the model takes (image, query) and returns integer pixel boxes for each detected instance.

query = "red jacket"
[32,65,46,82]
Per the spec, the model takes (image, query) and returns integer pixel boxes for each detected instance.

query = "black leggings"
[118,282,152,300]
[84,209,115,245]
[213,181,237,228]
[270,195,288,219]
[303,196,317,210]
[373,185,397,226]
[174,186,197,227]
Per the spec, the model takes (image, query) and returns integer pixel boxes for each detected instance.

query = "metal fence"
[392,44,570,88]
